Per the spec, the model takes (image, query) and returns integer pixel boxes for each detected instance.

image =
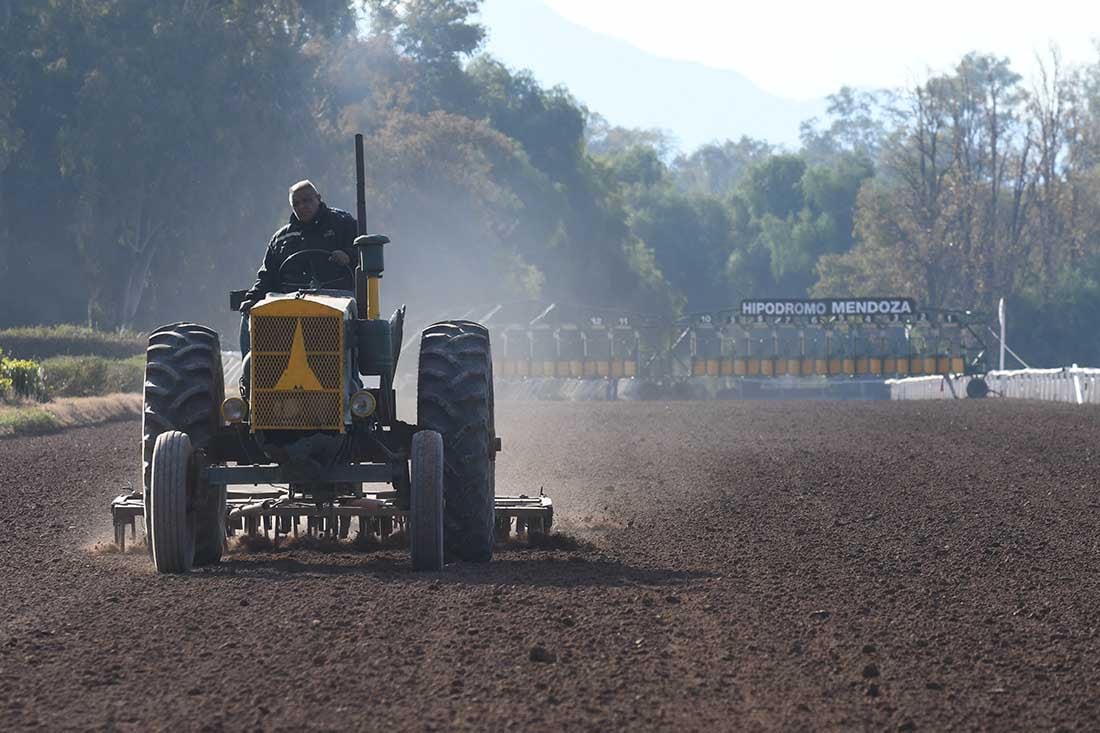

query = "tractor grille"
[251,313,343,431]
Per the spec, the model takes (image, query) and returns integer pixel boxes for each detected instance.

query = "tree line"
[2,1,1099,365]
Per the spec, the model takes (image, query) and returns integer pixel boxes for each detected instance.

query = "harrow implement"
[110,485,552,553]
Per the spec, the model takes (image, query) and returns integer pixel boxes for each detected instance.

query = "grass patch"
[0,394,141,437]
[0,325,145,360]
[40,355,145,397]
[0,406,60,437]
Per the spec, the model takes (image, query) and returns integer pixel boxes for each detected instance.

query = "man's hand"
[329,250,351,267]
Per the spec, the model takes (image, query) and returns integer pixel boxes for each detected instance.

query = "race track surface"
[2,400,1100,730]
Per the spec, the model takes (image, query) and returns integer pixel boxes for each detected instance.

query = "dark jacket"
[245,203,358,303]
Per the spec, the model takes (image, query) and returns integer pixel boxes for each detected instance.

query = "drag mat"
[2,401,1100,729]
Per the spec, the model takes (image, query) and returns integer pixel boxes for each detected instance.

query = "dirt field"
[2,400,1100,730]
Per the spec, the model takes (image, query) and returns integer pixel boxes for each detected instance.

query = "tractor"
[110,136,551,573]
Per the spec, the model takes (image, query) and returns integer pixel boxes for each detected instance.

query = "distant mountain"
[479,0,827,153]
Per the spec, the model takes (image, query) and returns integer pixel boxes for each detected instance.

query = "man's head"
[289,180,322,223]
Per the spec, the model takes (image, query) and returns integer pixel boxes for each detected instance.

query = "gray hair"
[289,179,319,204]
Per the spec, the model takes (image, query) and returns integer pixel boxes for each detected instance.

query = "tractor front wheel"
[409,430,444,571]
[149,431,196,573]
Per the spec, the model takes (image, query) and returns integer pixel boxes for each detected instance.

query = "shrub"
[0,325,145,360]
[0,358,48,401]
[40,355,145,397]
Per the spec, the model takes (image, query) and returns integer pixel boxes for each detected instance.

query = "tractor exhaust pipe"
[354,134,369,319]
[355,134,367,236]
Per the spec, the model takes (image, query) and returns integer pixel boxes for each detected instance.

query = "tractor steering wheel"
[278,249,354,289]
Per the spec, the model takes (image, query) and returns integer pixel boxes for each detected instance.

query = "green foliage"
[625,187,734,310]
[739,155,806,220]
[1003,259,1100,367]
[671,137,774,197]
[5,0,1100,368]
[40,356,145,398]
[0,325,145,360]
[0,357,47,401]
[800,87,888,165]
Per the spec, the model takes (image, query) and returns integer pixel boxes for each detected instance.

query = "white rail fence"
[889,367,1100,404]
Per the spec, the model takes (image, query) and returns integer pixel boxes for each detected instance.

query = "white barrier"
[888,366,1100,404]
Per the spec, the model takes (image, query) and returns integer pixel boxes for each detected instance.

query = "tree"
[364,0,484,111]
[816,54,1038,309]
[800,86,889,165]
[670,136,773,197]
[0,1,356,329]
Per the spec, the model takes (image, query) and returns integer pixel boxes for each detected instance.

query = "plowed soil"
[3,400,1100,731]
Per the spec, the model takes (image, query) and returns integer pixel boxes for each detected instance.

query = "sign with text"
[739,298,917,318]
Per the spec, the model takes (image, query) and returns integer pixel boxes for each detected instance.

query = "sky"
[536,0,1099,101]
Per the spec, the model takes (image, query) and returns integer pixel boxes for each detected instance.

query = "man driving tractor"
[239,179,358,354]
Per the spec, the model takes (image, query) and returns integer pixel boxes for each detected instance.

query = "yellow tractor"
[111,136,551,572]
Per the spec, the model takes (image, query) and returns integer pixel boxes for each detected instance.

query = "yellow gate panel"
[692,358,706,377]
[868,357,882,376]
[923,356,937,374]
[761,359,775,376]
[705,359,720,377]
[514,359,530,377]
[856,358,869,375]
[814,359,828,375]
[747,359,761,376]
[610,360,625,378]
[624,360,637,377]
[734,358,748,376]
[583,361,599,378]
[842,358,855,375]
[883,357,897,375]
[950,356,965,374]
[720,357,735,376]
[936,355,951,374]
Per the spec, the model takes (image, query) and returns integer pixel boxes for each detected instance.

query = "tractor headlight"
[350,389,377,419]
[221,397,247,424]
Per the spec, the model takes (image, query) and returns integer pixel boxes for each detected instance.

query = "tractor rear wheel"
[142,323,224,494]
[193,481,226,566]
[149,431,196,573]
[417,321,495,562]
[409,430,444,571]
[967,377,990,399]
